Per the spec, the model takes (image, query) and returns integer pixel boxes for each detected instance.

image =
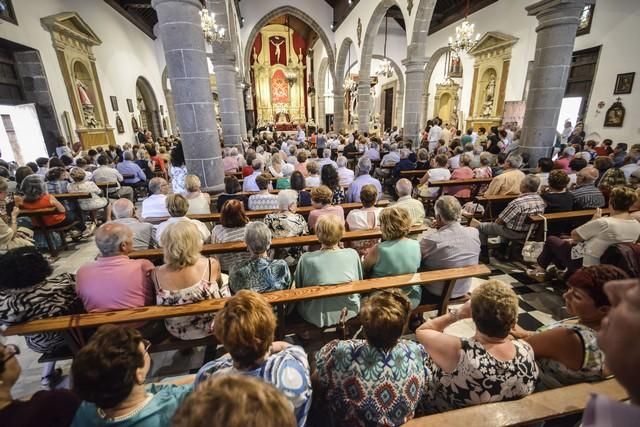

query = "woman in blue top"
[71,325,193,427]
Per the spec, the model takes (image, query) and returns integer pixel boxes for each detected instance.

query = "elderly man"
[392,148,416,179]
[471,175,545,262]
[109,198,155,249]
[346,157,382,203]
[336,156,354,187]
[92,154,134,201]
[141,177,170,218]
[116,151,146,185]
[420,196,480,300]
[394,178,425,225]
[571,166,606,209]
[364,141,381,162]
[243,158,264,192]
[317,148,337,170]
[484,154,526,196]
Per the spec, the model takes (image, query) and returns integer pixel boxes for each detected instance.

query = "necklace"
[97,393,153,421]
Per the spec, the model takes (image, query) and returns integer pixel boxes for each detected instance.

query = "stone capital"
[526,0,586,31]
[402,57,428,73]
[152,0,201,9]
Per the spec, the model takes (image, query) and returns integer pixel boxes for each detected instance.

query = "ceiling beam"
[103,0,156,39]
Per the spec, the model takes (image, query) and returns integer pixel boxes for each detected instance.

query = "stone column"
[356,76,371,134]
[152,0,223,190]
[402,58,428,147]
[521,0,586,165]
[236,80,248,139]
[317,94,326,130]
[333,89,344,132]
[213,63,243,147]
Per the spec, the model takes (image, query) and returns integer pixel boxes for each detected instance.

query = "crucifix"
[271,37,285,63]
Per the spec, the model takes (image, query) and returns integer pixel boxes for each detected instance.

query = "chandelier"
[376,15,394,78]
[448,0,480,54]
[284,15,298,87]
[200,7,226,44]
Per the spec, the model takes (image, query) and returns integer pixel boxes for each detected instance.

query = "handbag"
[522,214,547,264]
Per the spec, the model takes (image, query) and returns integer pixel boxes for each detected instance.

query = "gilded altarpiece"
[465,32,517,132]
[251,24,306,129]
[434,80,460,125]
[41,12,114,149]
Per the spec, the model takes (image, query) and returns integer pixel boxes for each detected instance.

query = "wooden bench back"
[54,192,92,201]
[528,209,609,223]
[430,178,493,187]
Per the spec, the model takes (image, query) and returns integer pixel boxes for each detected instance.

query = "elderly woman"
[345,184,382,257]
[248,174,278,211]
[264,190,309,266]
[419,154,451,198]
[135,148,154,180]
[67,167,109,212]
[0,180,34,253]
[445,154,474,198]
[229,222,291,293]
[296,215,362,327]
[276,163,295,189]
[19,174,72,229]
[321,164,345,204]
[305,161,321,188]
[294,150,308,177]
[363,206,422,307]
[0,247,81,387]
[513,265,627,390]
[156,194,210,244]
[45,167,69,195]
[216,176,246,212]
[416,280,538,413]
[153,221,226,340]
[542,169,573,212]
[530,186,640,279]
[267,153,284,178]
[290,171,311,206]
[222,147,240,173]
[184,174,211,215]
[170,143,188,194]
[211,199,252,272]
[308,185,345,231]
[315,289,429,426]
[141,177,170,218]
[71,325,194,426]
[195,290,311,427]
[473,152,493,179]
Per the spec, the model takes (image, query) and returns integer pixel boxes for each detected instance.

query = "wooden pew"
[475,194,519,220]
[129,224,427,261]
[404,378,627,427]
[3,265,490,356]
[400,169,429,178]
[95,181,120,197]
[18,207,78,256]
[527,209,609,240]
[54,192,95,227]
[142,200,391,224]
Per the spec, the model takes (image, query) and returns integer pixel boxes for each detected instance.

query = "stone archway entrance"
[135,76,162,138]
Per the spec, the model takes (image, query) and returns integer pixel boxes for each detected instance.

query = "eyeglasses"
[1,344,20,363]
[142,339,151,355]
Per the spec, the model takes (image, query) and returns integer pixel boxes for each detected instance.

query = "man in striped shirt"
[571,167,605,209]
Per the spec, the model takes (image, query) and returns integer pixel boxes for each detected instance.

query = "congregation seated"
[109,198,155,250]
[445,153,474,198]
[308,185,345,231]
[116,150,147,186]
[420,196,480,301]
[418,154,450,198]
[336,155,354,187]
[290,171,311,207]
[0,179,34,253]
[598,158,627,202]
[555,146,575,173]
[172,375,296,427]
[70,325,194,426]
[345,184,382,257]
[416,280,538,413]
[571,166,606,209]
[211,199,251,272]
[392,148,416,179]
[141,177,170,218]
[530,187,640,279]
[473,152,493,180]
[156,194,210,244]
[217,175,246,212]
[346,157,382,203]
[195,290,311,426]
[394,178,425,225]
[305,161,321,188]
[92,154,134,201]
[228,221,291,293]
[242,158,264,192]
[276,163,294,189]
[320,164,345,204]
[514,265,627,390]
[484,154,525,196]
[68,167,109,213]
[314,289,429,426]
[183,174,210,215]
[471,175,545,262]
[222,147,240,173]
[267,153,284,178]
[45,167,69,195]
[294,151,308,177]
[295,215,362,327]
[317,148,337,170]
[363,206,422,307]
[415,147,430,169]
[263,190,309,267]
[20,174,74,229]
[248,174,278,211]
[153,221,226,340]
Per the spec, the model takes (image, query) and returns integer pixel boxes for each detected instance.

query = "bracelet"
[449,309,460,322]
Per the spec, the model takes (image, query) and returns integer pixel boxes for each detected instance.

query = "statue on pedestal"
[76,79,98,128]
[482,75,496,117]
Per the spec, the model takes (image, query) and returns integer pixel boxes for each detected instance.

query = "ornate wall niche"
[434,80,460,125]
[466,31,517,131]
[41,12,114,148]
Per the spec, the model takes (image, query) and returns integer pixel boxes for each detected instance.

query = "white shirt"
[576,217,640,265]
[394,196,425,225]
[449,155,461,170]
[428,125,442,143]
[141,194,169,219]
[381,151,400,166]
[337,167,355,187]
[425,168,451,198]
[306,175,321,188]
[156,217,210,245]
[242,171,261,192]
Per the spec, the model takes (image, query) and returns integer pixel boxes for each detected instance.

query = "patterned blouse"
[67,181,108,211]
[536,321,607,389]
[195,345,312,427]
[228,257,291,294]
[316,339,430,427]
[423,338,538,413]
[331,186,346,205]
[170,165,188,194]
[0,273,82,353]
[263,212,309,266]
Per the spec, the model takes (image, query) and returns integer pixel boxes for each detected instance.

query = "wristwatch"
[449,308,461,322]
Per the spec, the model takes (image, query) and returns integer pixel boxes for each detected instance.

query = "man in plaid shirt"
[470,175,545,262]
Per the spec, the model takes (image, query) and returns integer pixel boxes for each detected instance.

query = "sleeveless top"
[21,194,66,226]
[152,260,230,340]
[536,321,608,389]
[424,338,538,413]
[345,207,381,257]
[370,239,422,308]
[186,193,210,215]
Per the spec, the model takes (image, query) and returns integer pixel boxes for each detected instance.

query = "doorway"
[383,87,394,132]
[565,46,601,120]
[135,76,162,139]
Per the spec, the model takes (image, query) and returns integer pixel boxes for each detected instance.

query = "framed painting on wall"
[614,72,634,95]
[131,116,139,132]
[110,96,118,112]
[577,4,594,36]
[115,114,124,134]
[604,99,625,128]
[127,98,134,113]
[0,0,18,25]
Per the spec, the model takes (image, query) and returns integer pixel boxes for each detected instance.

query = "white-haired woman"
[268,153,284,178]
[183,174,211,215]
[229,222,291,293]
[223,147,239,173]
[276,163,295,189]
[264,190,309,266]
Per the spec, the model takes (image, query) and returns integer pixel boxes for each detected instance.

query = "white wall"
[0,0,168,148]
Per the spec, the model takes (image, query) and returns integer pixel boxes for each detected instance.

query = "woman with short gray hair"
[263,189,309,267]
[228,221,292,294]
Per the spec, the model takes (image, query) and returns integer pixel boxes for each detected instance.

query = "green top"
[276,177,291,189]
[295,248,362,327]
[370,239,422,308]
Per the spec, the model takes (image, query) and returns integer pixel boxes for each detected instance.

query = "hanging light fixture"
[284,15,298,87]
[376,14,393,78]
[343,45,356,91]
[200,6,226,44]
[448,0,480,54]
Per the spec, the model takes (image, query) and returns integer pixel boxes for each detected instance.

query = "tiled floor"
[7,237,569,399]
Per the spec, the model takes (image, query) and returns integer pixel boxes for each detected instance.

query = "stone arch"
[243,6,336,87]
[372,54,404,128]
[408,0,437,58]
[357,0,408,133]
[333,37,355,131]
[421,46,451,124]
[316,57,329,128]
[135,76,162,138]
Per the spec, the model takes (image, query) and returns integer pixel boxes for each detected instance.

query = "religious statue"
[482,75,496,117]
[271,37,285,63]
[76,79,93,106]
[76,78,98,128]
[450,106,459,130]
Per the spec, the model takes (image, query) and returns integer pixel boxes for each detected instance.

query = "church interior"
[0,0,639,426]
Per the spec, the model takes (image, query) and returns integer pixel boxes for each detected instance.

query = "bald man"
[571,167,605,209]
[393,178,425,225]
[109,198,155,249]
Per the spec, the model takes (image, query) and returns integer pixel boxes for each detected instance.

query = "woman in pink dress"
[445,154,474,198]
